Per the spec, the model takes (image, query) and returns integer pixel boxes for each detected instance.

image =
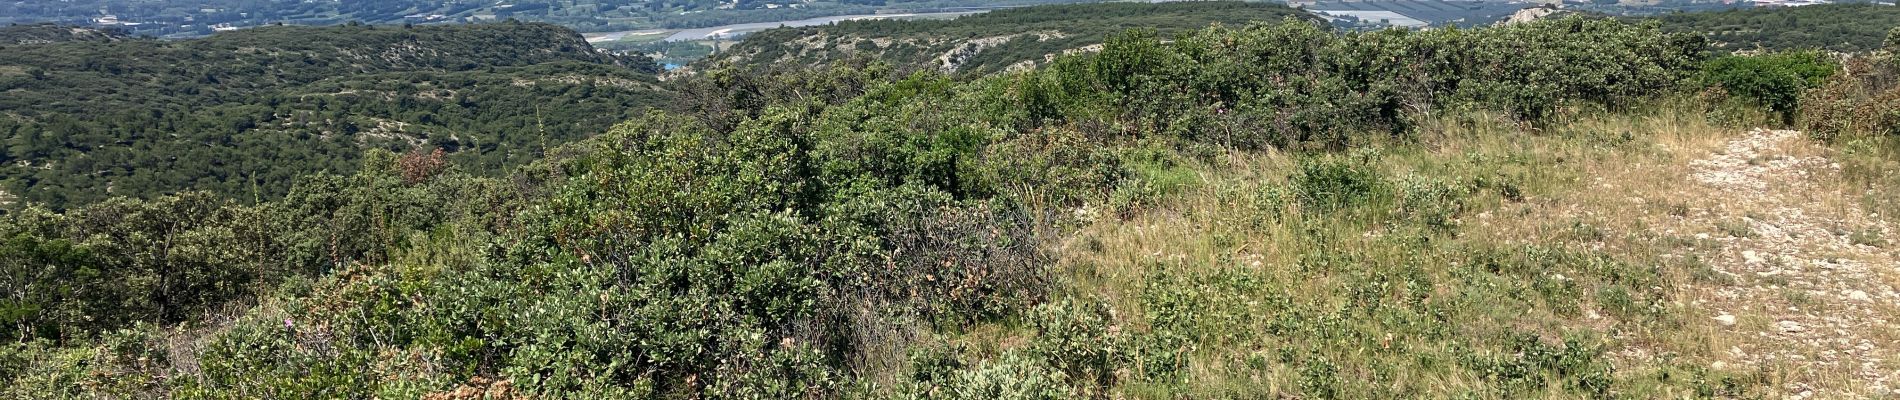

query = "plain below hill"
[0,22,672,209]
[698,1,1318,76]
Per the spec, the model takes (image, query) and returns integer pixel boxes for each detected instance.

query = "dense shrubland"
[1647,4,1900,53]
[3,13,1899,399]
[0,22,669,209]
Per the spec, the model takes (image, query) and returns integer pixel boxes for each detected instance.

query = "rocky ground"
[1679,129,1899,397]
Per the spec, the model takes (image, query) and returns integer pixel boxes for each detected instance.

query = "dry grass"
[1016,104,1896,397]
[913,102,1900,398]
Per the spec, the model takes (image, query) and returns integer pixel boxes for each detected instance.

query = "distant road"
[584,10,990,43]
[584,29,670,43]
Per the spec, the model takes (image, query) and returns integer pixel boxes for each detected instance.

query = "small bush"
[974,127,1126,206]
[1106,148,1200,215]
[1028,297,1126,395]
[942,353,1070,400]
[905,340,969,388]
[1395,176,1469,231]
[1798,57,1900,141]
[1292,150,1386,212]
[1887,27,1900,53]
[1298,354,1341,399]
[847,195,1052,323]
[1456,333,1614,397]
[1716,218,1758,238]
[1850,228,1886,247]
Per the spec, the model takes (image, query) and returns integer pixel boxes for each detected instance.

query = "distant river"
[585,10,989,43]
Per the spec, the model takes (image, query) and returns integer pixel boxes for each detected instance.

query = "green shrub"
[974,127,1126,206]
[905,340,970,389]
[1395,176,1469,232]
[1292,150,1386,212]
[943,352,1070,400]
[1799,57,1900,141]
[1298,354,1341,399]
[830,188,1053,323]
[1028,297,1127,395]
[1108,152,1200,214]
[1702,52,1837,119]
[0,340,95,399]
[1457,333,1614,397]
[1887,27,1900,53]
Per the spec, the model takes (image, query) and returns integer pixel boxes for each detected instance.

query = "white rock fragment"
[1778,320,1805,333]
[1848,290,1871,302]
[1714,313,1737,326]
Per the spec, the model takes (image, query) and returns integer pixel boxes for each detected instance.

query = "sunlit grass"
[952,104,1815,398]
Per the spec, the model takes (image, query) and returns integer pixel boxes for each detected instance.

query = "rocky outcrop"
[1501,5,1567,26]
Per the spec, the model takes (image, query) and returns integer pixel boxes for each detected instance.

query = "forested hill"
[0,22,671,209]
[1648,4,1900,53]
[701,2,1317,76]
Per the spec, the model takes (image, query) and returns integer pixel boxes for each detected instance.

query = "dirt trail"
[1679,129,1900,397]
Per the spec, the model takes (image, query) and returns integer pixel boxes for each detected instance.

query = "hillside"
[1649,4,1900,53]
[0,22,671,209]
[2,8,1899,399]
[0,24,129,45]
[701,2,1317,75]
[0,0,1084,38]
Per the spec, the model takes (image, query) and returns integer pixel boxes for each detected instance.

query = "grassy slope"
[908,102,1900,397]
